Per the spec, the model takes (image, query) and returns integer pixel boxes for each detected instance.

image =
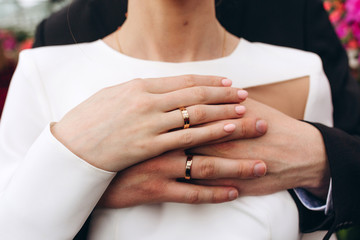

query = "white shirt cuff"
[293,179,333,214]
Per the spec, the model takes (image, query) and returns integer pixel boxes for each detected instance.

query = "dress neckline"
[96,38,244,66]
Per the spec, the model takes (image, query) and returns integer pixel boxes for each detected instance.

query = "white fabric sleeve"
[0,51,115,240]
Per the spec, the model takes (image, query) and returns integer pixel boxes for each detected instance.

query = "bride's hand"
[51,75,248,172]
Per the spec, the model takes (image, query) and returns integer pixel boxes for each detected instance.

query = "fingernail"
[224,123,236,132]
[235,105,246,115]
[237,90,248,99]
[228,190,238,200]
[254,163,267,177]
[256,119,267,134]
[222,78,232,86]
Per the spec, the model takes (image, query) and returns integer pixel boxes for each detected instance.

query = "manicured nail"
[222,78,232,86]
[254,163,267,177]
[235,105,246,115]
[224,123,236,132]
[228,190,239,200]
[237,90,248,99]
[255,119,267,134]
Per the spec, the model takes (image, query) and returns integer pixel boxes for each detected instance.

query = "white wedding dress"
[0,38,332,240]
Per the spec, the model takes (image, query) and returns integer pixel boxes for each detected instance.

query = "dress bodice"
[0,38,332,240]
[67,39,332,240]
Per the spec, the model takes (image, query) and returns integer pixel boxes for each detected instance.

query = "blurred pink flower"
[345,0,360,23]
[18,39,33,51]
[336,20,351,38]
[324,0,360,47]
[348,38,359,48]
[353,23,360,41]
[330,9,344,22]
[324,1,333,11]
[324,0,360,71]
[0,30,17,51]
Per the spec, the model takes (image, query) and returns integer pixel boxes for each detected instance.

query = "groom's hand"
[97,117,267,208]
[191,98,330,199]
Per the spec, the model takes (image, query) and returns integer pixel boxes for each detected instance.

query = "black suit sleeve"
[296,0,360,237]
[312,124,360,237]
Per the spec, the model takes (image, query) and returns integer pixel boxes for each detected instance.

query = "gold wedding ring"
[185,155,193,180]
[179,107,190,129]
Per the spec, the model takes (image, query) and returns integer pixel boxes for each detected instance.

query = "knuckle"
[212,192,225,203]
[180,132,195,146]
[210,76,222,86]
[225,88,234,99]
[205,126,218,139]
[183,75,196,87]
[236,164,245,177]
[199,157,217,178]
[222,105,233,117]
[134,94,156,111]
[207,191,216,203]
[147,181,165,197]
[150,137,164,154]
[124,79,146,95]
[129,78,143,88]
[237,120,247,137]
[143,160,162,174]
[193,87,207,102]
[134,138,160,155]
[213,142,234,154]
[185,189,200,203]
[193,106,207,123]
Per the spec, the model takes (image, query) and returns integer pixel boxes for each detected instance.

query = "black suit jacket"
[33,0,360,239]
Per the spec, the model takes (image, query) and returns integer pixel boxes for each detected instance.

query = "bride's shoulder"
[239,38,322,67]
[19,40,101,66]
[15,40,104,84]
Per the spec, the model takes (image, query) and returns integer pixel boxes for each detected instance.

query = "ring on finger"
[179,107,190,129]
[185,155,193,180]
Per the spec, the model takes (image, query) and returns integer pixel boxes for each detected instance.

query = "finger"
[202,118,268,146]
[190,156,267,179]
[161,181,239,204]
[160,86,248,111]
[192,176,283,197]
[157,121,237,151]
[188,119,267,159]
[143,75,232,93]
[228,118,268,139]
[186,118,267,152]
[156,151,266,179]
[162,104,246,130]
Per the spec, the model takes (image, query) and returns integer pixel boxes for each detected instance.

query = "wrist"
[300,123,330,199]
[304,174,330,200]
[50,122,114,171]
